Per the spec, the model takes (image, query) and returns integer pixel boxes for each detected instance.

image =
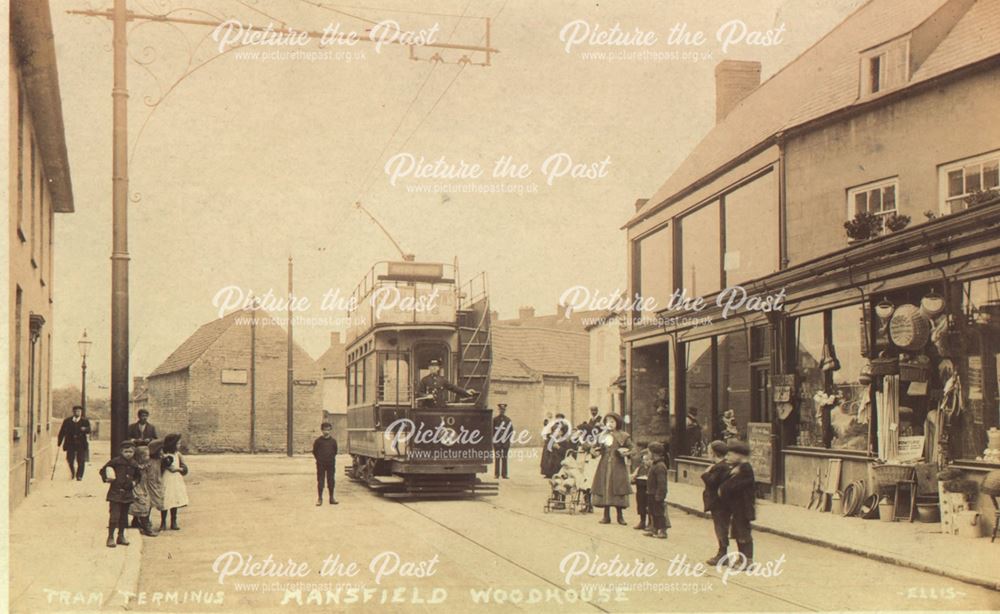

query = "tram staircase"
[456,272,492,404]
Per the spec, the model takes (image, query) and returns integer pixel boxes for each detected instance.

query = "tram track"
[395,495,821,613]
[397,500,613,613]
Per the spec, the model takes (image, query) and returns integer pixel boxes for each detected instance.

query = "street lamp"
[78,329,92,412]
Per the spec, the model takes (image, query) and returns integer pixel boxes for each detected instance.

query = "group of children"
[629,438,756,568]
[99,434,190,548]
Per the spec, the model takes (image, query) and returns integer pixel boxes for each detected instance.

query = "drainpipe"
[777,133,790,269]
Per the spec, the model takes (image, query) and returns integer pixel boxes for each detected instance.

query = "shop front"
[624,200,1000,532]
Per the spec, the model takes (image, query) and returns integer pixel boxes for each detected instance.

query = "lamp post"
[78,329,92,412]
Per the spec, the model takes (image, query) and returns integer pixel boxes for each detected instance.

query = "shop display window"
[717,332,751,446]
[956,276,1000,461]
[630,341,673,443]
[829,306,870,451]
[684,338,713,456]
[794,313,825,447]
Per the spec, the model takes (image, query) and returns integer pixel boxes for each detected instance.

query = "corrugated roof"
[633,0,997,223]
[491,325,589,383]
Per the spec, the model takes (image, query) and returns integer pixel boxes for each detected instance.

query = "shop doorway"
[751,365,771,423]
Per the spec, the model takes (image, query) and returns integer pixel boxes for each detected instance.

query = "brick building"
[6,0,75,509]
[622,0,1000,525]
[145,310,322,453]
[489,324,589,445]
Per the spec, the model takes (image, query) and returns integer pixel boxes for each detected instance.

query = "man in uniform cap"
[492,403,513,479]
[417,359,476,407]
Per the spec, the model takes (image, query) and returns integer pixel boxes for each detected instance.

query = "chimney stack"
[490,309,499,323]
[132,376,144,391]
[518,306,535,320]
[330,331,343,347]
[715,60,761,123]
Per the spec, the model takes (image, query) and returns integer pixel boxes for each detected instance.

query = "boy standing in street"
[99,441,140,548]
[701,440,732,565]
[313,423,339,506]
[644,442,669,539]
[718,440,756,569]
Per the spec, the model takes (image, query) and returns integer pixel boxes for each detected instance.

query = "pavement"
[9,447,1000,613]
[663,480,1000,591]
[10,445,144,612]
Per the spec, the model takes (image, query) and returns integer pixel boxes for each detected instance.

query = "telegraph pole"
[287,256,294,457]
[250,297,257,454]
[110,0,130,454]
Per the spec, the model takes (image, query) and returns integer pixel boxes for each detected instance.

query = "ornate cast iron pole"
[110,0,130,454]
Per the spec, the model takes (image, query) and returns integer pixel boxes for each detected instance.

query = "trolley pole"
[110,0,130,455]
[287,256,294,457]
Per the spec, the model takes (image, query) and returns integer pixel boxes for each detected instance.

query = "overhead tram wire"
[311,0,480,256]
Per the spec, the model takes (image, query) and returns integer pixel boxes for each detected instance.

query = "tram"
[343,260,498,498]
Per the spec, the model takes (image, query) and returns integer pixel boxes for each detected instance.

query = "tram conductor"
[417,359,476,407]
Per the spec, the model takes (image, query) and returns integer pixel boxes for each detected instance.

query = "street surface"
[127,452,1000,613]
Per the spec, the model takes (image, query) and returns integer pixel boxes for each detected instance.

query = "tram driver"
[417,359,477,407]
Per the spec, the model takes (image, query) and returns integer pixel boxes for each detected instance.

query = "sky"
[48,0,864,391]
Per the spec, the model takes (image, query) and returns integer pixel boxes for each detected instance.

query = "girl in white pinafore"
[160,433,189,531]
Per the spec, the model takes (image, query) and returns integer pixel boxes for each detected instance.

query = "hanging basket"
[889,304,931,351]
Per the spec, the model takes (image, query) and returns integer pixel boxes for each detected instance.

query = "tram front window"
[378,351,411,404]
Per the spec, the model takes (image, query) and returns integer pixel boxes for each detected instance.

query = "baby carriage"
[545,450,588,514]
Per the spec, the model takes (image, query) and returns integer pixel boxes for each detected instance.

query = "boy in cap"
[701,440,732,564]
[718,440,756,568]
[312,422,339,505]
[99,441,141,548]
[644,441,669,539]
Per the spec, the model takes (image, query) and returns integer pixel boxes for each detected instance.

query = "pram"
[544,449,589,514]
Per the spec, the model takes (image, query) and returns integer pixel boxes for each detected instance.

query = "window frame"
[846,177,899,232]
[938,149,1000,214]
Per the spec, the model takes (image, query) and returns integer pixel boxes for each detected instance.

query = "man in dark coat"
[492,403,513,479]
[127,409,158,445]
[701,440,732,564]
[417,359,476,407]
[57,405,91,480]
[718,440,756,568]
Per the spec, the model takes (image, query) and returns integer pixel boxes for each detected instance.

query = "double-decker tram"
[343,260,497,498]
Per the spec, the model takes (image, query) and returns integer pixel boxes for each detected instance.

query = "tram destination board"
[748,422,773,484]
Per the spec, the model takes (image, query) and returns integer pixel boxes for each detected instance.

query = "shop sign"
[747,422,772,484]
[897,435,925,462]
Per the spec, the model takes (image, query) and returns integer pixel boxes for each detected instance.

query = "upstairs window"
[940,150,1000,214]
[869,54,883,93]
[848,178,898,233]
[860,37,909,98]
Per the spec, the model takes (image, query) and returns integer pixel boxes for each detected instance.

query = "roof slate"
[491,325,589,383]
[634,0,997,222]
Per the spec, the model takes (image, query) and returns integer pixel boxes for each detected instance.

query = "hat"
[138,409,150,417]
[120,441,136,450]
[727,440,750,456]
[148,440,163,456]
[709,440,728,456]
[428,359,441,367]
[648,442,665,455]
[497,403,507,410]
[603,413,623,429]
